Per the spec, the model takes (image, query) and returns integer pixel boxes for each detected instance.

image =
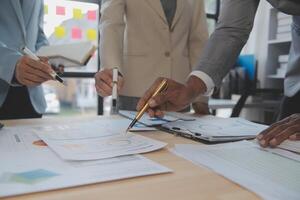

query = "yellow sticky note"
[73,8,83,19]
[55,26,66,38]
[87,29,97,41]
[44,5,48,15]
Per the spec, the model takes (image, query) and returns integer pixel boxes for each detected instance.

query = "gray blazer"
[195,0,300,97]
[0,0,48,114]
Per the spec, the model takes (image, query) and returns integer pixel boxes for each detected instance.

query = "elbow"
[213,22,253,45]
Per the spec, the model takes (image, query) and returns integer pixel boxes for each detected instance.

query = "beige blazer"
[100,0,208,97]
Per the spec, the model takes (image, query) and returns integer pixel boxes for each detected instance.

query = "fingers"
[289,133,300,140]
[25,64,53,80]
[95,85,110,97]
[192,102,210,115]
[23,71,49,83]
[268,126,300,147]
[257,116,290,140]
[95,78,112,96]
[257,114,300,148]
[26,57,53,74]
[39,56,49,63]
[15,56,54,86]
[146,109,164,118]
[137,77,165,111]
[95,69,119,97]
[150,89,174,109]
[22,78,41,87]
[51,64,65,75]
[258,124,290,147]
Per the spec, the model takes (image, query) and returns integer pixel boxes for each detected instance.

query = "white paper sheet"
[35,119,167,161]
[171,141,300,200]
[278,140,300,154]
[0,126,172,197]
[119,110,182,126]
[162,116,268,142]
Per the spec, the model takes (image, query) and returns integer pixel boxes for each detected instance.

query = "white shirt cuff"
[189,71,215,95]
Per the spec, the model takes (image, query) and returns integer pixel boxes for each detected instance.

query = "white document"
[162,115,268,142]
[35,119,167,161]
[0,126,172,198]
[278,140,300,154]
[262,140,300,162]
[171,141,300,200]
[119,110,183,126]
[129,124,157,132]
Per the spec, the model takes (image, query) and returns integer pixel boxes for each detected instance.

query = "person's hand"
[136,76,207,118]
[94,68,124,97]
[15,56,54,86]
[52,64,64,75]
[192,101,210,115]
[257,113,300,148]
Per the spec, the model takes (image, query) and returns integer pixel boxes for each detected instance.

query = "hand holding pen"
[126,78,168,132]
[95,68,124,97]
[19,47,65,85]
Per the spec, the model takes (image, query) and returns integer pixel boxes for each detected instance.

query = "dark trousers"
[278,91,300,120]
[0,86,42,120]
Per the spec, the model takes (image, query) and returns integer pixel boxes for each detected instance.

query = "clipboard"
[160,116,268,143]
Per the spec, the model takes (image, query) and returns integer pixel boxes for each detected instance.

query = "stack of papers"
[171,141,300,200]
[162,115,268,142]
[35,119,167,160]
[264,140,300,162]
[278,140,300,154]
[0,119,171,197]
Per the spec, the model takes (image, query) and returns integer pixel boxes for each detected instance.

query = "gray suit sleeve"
[194,0,260,87]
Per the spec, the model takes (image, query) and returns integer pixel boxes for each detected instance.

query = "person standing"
[0,0,54,120]
[137,0,300,147]
[95,0,208,111]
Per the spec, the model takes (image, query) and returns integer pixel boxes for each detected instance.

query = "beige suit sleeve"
[188,0,209,69]
[100,0,125,72]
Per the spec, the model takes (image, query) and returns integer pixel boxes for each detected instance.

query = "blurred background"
[42,0,220,117]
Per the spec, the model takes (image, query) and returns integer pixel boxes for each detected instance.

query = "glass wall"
[42,0,220,117]
[205,0,220,34]
[42,0,100,117]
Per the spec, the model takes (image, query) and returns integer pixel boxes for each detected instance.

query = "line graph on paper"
[35,119,167,160]
[59,134,150,154]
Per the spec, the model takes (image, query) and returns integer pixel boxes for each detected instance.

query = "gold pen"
[126,79,168,133]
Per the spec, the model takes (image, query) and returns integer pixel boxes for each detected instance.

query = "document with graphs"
[35,118,167,161]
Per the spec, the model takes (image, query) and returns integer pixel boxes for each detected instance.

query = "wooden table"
[1,116,260,200]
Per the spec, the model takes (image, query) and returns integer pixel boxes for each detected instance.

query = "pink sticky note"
[56,6,66,15]
[72,27,82,39]
[87,10,97,21]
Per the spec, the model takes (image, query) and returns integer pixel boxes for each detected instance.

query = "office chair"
[214,55,283,119]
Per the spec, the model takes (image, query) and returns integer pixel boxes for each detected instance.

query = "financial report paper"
[0,125,171,197]
[171,141,300,200]
[35,118,167,161]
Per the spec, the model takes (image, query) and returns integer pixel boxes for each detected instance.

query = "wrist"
[185,76,207,100]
